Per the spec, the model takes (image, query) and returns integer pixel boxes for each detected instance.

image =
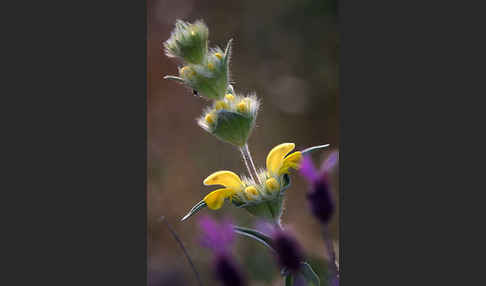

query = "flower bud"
[307,176,334,224]
[265,177,279,192]
[215,254,247,286]
[244,186,259,200]
[215,100,229,110]
[205,112,217,125]
[237,100,248,113]
[272,230,303,273]
[164,20,209,64]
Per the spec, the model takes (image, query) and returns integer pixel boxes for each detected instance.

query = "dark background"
[148,0,339,285]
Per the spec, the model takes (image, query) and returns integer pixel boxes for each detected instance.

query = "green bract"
[164,20,209,64]
[198,94,259,147]
[235,174,291,221]
[165,40,232,100]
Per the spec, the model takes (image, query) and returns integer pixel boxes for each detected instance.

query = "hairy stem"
[239,143,262,185]
[160,216,204,286]
[323,226,339,286]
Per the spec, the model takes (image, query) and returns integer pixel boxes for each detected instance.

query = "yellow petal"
[203,188,233,210]
[203,170,243,190]
[266,143,295,175]
[279,151,302,175]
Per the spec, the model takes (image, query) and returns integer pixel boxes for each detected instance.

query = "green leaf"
[299,262,320,286]
[233,226,275,252]
[301,144,330,155]
[181,200,207,221]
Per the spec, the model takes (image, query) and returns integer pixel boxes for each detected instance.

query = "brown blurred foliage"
[148,0,339,285]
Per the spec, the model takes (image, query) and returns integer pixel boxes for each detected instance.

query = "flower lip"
[203,170,243,190]
[204,188,234,210]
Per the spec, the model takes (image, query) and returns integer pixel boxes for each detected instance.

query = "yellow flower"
[183,142,327,221]
[203,171,245,210]
[266,143,303,177]
[200,143,302,210]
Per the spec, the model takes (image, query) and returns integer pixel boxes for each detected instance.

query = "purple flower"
[214,254,246,286]
[299,152,339,225]
[198,215,246,286]
[257,222,303,273]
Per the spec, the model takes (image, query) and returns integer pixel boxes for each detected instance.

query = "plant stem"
[323,226,339,286]
[239,143,262,185]
[160,216,204,286]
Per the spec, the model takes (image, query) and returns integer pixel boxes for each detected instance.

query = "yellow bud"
[207,62,215,70]
[225,94,234,101]
[237,100,248,113]
[191,30,196,36]
[180,66,194,78]
[244,186,259,200]
[214,53,223,59]
[205,112,217,125]
[265,177,279,192]
[215,100,228,110]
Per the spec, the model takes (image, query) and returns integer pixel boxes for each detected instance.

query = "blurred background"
[148,0,339,285]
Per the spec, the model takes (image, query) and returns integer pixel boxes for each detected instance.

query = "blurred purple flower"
[257,222,303,273]
[299,151,339,225]
[214,254,246,286]
[198,215,246,286]
[198,215,234,255]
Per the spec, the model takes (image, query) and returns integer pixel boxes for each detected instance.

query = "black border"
[13,0,148,284]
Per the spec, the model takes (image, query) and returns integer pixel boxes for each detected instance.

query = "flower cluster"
[164,20,258,146]
[201,143,302,220]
